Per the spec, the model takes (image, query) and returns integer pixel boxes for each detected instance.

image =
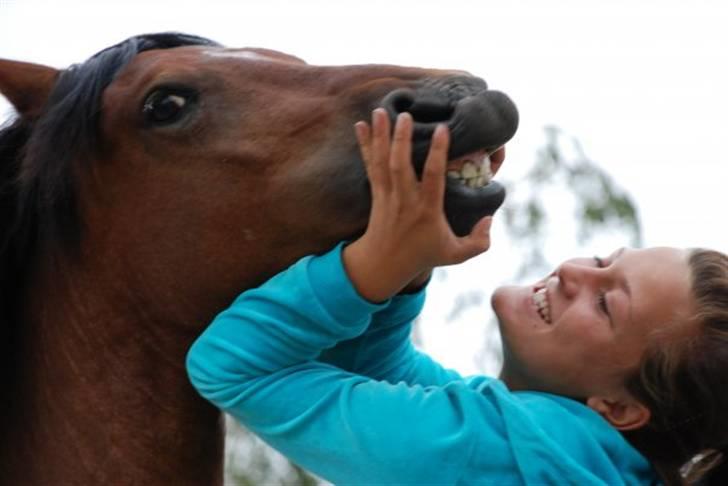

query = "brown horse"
[0,33,517,484]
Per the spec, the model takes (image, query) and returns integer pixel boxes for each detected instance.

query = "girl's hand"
[343,109,493,303]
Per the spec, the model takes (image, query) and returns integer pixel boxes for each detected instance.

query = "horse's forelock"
[0,32,222,350]
[13,32,222,252]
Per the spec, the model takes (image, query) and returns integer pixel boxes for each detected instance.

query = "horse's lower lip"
[443,179,505,236]
[438,144,507,236]
[445,177,504,203]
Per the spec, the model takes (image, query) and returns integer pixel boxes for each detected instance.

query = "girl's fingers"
[389,112,417,189]
[355,121,385,190]
[368,109,392,191]
[452,216,493,263]
[421,124,450,204]
[354,121,371,162]
[371,108,391,166]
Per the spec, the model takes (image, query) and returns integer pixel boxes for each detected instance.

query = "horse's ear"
[0,59,59,118]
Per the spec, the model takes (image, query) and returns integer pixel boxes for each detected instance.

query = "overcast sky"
[2,0,727,373]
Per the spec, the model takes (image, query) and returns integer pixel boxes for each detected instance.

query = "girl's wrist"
[400,269,433,294]
[342,238,419,303]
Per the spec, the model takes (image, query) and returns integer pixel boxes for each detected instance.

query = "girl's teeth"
[532,288,551,323]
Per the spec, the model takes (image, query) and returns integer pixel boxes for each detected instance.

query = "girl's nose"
[557,259,599,299]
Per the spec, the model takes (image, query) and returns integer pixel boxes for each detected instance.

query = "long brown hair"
[624,249,728,485]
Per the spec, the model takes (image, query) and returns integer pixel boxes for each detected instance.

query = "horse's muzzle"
[379,75,519,235]
[380,75,518,159]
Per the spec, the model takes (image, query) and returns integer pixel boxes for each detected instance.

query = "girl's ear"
[587,396,651,431]
[0,59,59,118]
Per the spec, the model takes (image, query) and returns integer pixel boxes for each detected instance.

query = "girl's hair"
[624,248,728,485]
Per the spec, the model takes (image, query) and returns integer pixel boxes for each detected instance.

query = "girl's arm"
[186,244,513,485]
[187,110,653,486]
[188,112,505,483]
[317,281,464,386]
[186,242,646,485]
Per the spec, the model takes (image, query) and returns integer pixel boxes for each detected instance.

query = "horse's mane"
[0,32,221,410]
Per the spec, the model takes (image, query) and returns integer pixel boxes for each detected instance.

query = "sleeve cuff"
[305,242,389,324]
[375,287,427,327]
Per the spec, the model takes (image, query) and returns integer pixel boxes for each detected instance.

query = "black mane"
[0,32,221,409]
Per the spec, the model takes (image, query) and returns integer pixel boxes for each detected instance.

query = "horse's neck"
[4,256,225,484]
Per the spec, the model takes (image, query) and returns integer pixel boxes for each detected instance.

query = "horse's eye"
[142,88,197,125]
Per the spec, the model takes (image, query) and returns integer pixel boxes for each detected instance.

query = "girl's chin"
[491,285,526,322]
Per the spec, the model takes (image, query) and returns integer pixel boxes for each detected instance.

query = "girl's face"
[492,247,693,401]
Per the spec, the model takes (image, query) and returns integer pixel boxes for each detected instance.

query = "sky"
[1,0,727,374]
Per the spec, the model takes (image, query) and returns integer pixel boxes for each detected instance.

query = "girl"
[187,109,728,485]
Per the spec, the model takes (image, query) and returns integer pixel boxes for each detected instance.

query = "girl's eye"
[597,292,609,315]
[592,256,611,318]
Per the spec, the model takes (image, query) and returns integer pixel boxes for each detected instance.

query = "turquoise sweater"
[186,243,658,485]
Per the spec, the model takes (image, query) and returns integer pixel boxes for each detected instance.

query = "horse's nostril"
[407,98,455,124]
[381,88,454,125]
[390,91,414,113]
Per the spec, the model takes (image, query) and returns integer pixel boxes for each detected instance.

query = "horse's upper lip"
[397,91,518,172]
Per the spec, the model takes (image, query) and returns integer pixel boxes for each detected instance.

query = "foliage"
[501,125,642,282]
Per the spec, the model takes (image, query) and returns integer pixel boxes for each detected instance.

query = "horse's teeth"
[461,162,478,179]
[479,156,493,177]
[446,153,494,188]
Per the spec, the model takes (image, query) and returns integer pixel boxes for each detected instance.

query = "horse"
[0,32,518,484]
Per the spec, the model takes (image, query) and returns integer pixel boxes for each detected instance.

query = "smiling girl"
[187,109,728,485]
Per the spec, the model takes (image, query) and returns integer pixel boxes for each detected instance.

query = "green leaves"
[502,125,642,281]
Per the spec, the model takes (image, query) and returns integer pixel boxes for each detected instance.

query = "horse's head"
[0,32,517,317]
[0,32,518,483]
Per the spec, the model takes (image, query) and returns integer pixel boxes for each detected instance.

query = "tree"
[501,125,641,283]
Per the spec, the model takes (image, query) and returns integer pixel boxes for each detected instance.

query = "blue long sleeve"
[317,283,463,387]
[187,244,658,485]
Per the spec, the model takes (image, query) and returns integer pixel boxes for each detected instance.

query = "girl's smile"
[493,247,693,400]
